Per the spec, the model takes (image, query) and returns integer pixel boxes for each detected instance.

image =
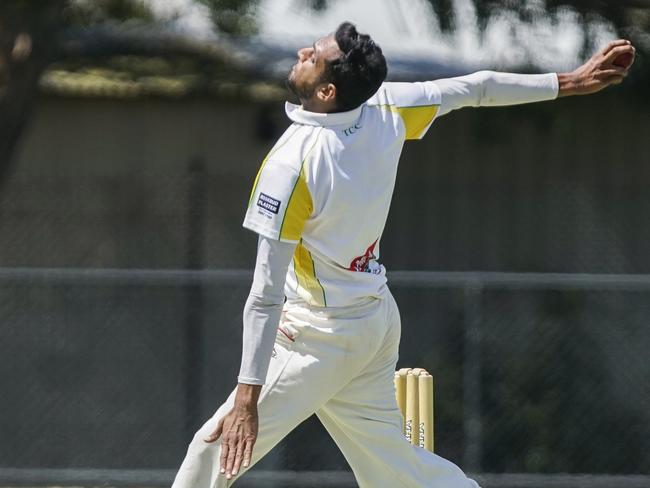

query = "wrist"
[235,383,262,408]
[557,71,578,98]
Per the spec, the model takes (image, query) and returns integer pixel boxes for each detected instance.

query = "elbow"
[246,290,285,310]
[474,70,495,106]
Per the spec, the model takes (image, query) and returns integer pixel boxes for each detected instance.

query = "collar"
[285,102,363,127]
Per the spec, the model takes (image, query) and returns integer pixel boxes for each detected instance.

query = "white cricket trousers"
[172,290,480,488]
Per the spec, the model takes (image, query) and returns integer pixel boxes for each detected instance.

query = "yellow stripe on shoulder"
[397,105,439,140]
[370,103,439,140]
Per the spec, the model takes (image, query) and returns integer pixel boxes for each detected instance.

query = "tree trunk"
[0,1,66,186]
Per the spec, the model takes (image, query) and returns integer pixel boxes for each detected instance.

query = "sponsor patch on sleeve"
[257,193,281,215]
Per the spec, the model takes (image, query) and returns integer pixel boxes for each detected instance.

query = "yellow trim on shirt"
[397,105,439,140]
[279,163,313,241]
[278,127,321,241]
[293,240,327,307]
[370,103,439,140]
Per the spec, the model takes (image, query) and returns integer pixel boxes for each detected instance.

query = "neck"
[301,97,337,114]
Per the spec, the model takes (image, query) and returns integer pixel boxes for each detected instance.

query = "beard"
[286,68,317,101]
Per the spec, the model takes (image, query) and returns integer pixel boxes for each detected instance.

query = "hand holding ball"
[613,51,634,69]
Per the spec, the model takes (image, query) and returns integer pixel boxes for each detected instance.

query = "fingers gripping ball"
[613,52,634,68]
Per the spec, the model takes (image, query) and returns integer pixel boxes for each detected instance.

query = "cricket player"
[173,22,635,488]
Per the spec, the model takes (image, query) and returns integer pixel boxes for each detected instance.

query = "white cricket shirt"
[243,81,443,307]
[238,72,558,383]
[243,73,558,309]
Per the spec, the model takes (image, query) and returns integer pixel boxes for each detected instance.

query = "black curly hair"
[324,22,388,112]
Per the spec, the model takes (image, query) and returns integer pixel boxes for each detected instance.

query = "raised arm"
[434,70,558,117]
[435,39,635,117]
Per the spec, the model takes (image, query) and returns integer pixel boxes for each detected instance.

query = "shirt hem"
[243,220,300,244]
[237,376,265,386]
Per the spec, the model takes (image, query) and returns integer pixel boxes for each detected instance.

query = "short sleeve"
[243,159,313,243]
[379,82,442,140]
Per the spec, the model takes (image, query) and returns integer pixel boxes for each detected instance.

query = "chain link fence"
[1,269,649,486]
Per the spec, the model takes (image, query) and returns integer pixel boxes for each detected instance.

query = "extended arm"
[204,235,295,480]
[435,39,635,117]
[434,70,558,117]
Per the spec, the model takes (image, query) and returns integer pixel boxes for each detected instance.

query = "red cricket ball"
[613,52,634,68]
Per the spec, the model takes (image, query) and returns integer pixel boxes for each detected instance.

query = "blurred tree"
[0,1,66,183]
[427,0,648,33]
[428,0,457,33]
[0,0,274,183]
[445,0,650,71]
[197,0,259,36]
[0,0,156,184]
[67,0,155,25]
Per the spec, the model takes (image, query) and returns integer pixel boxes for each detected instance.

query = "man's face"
[287,34,342,101]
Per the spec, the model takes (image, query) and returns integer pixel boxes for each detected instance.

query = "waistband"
[284,289,389,320]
